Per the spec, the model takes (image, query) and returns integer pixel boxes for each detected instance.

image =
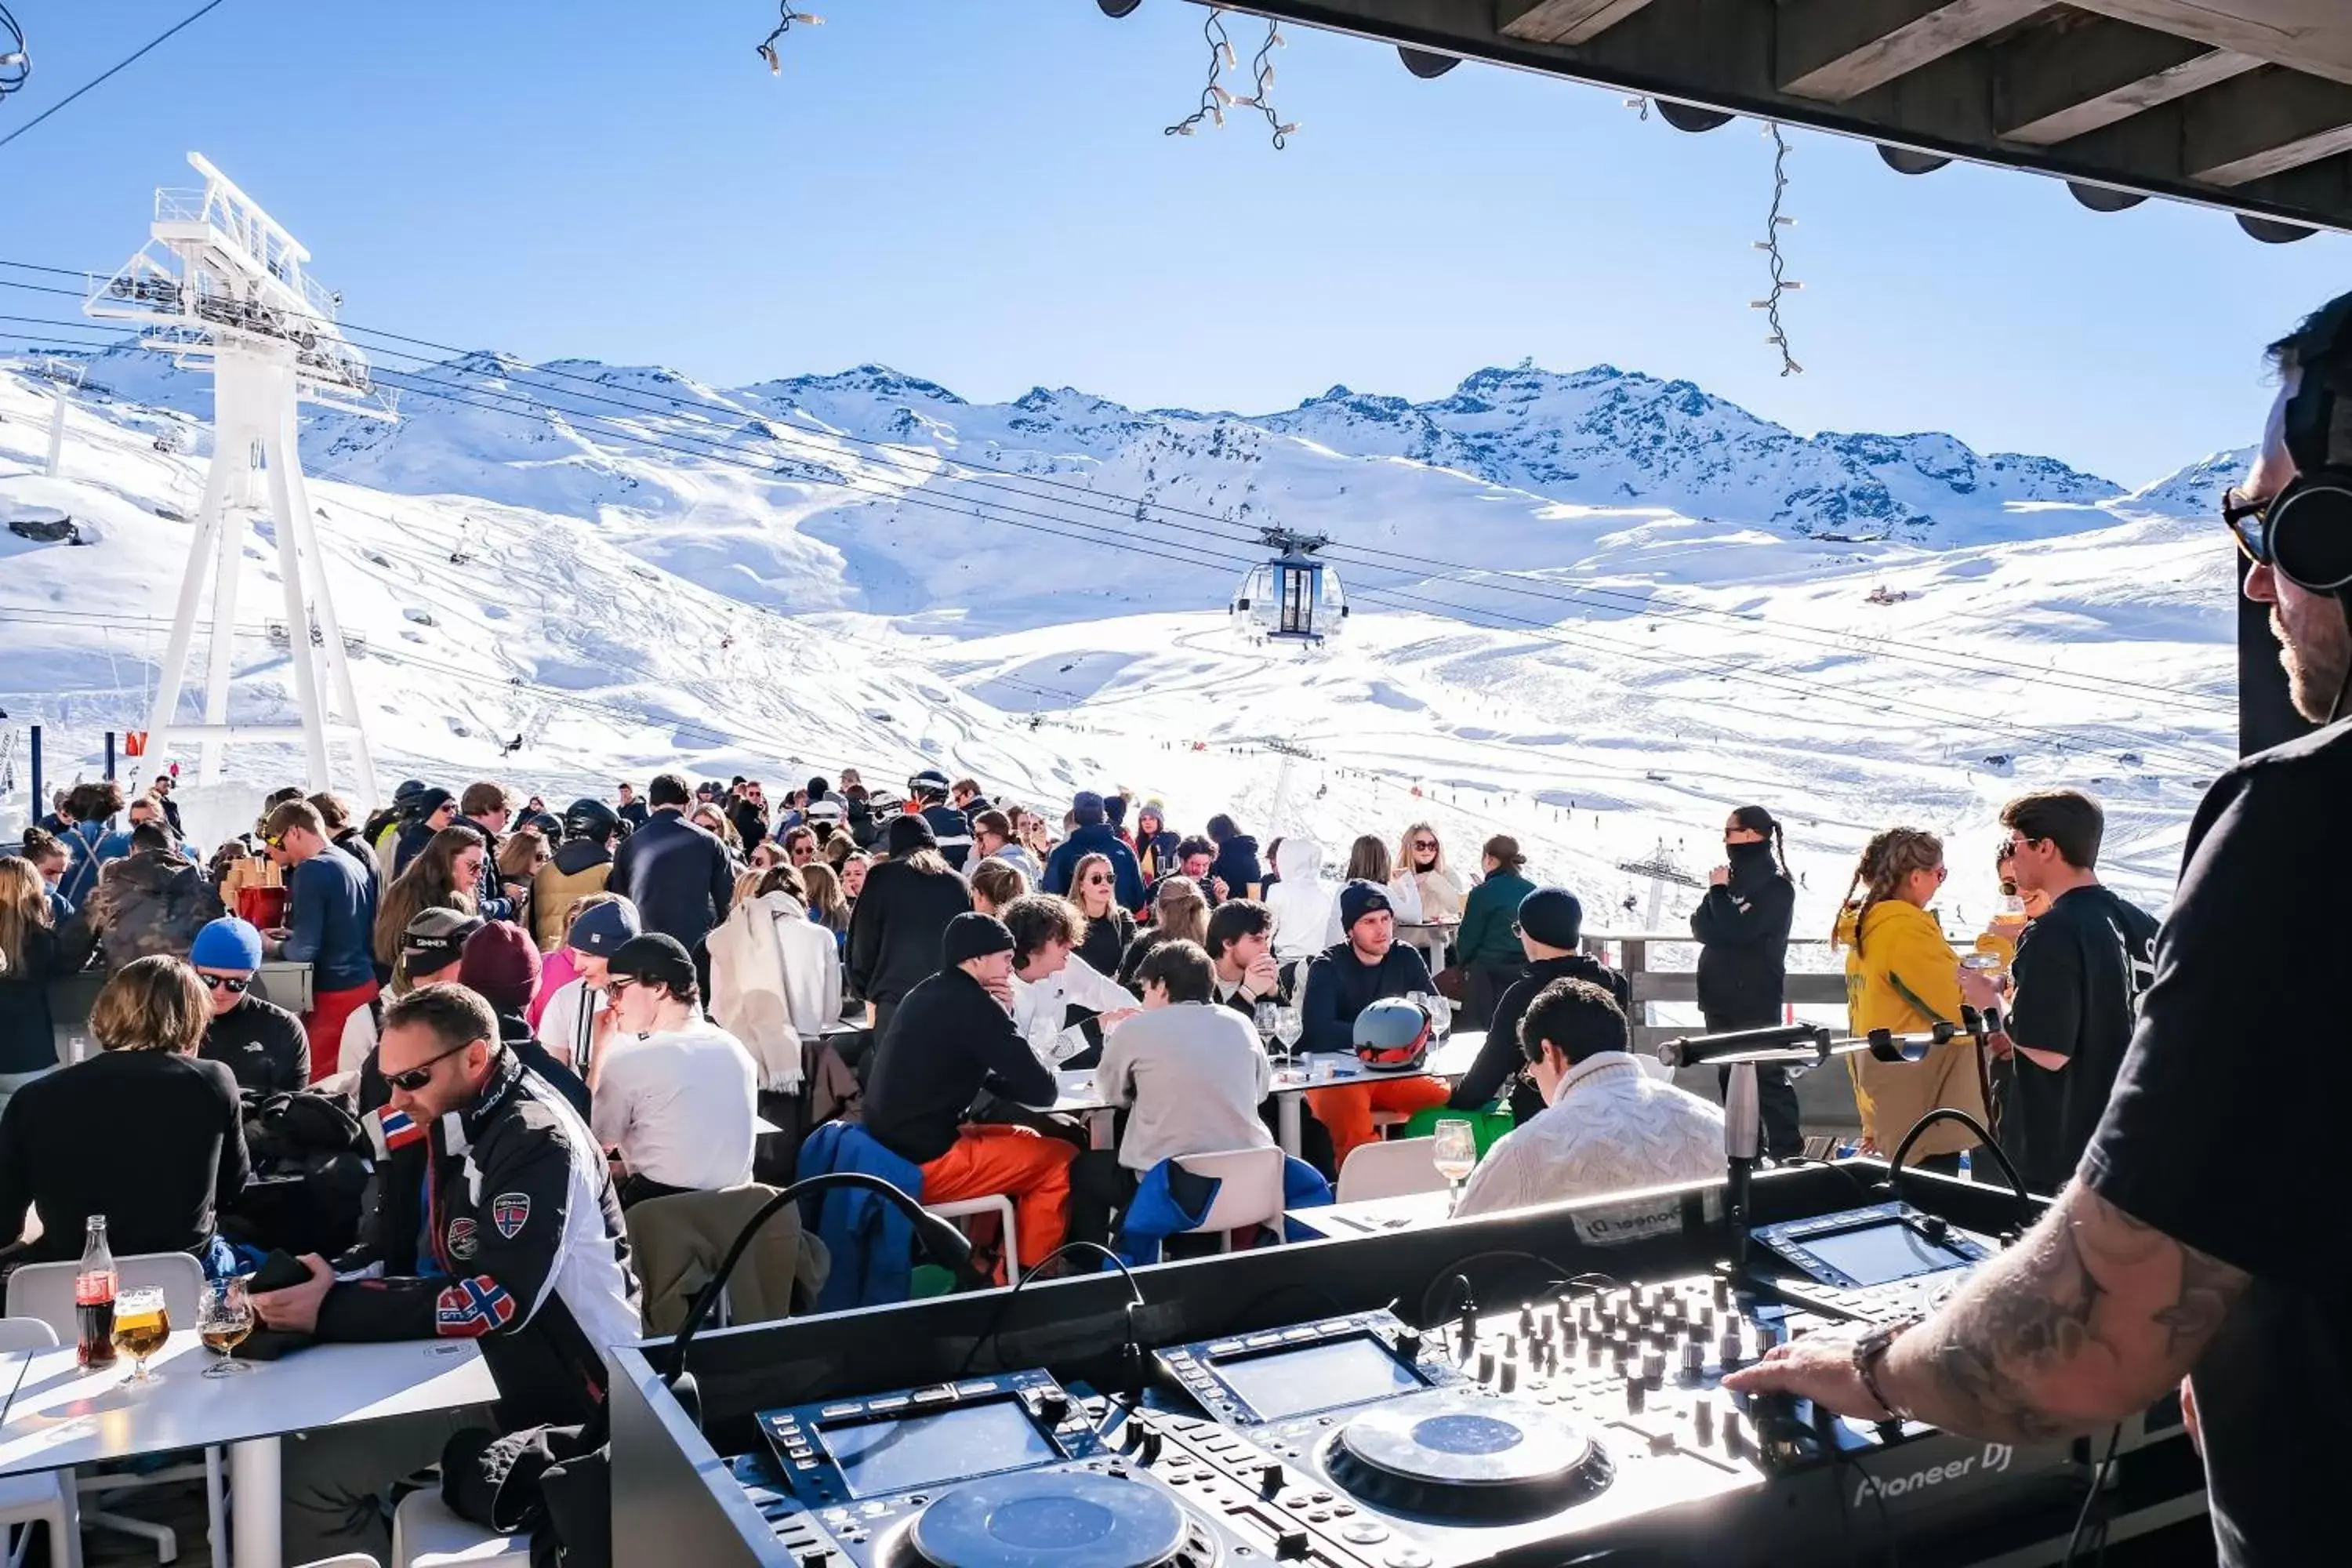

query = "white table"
[0,1331,496,1568]
[1046,1033,1490,1159]
[1265,1030,1488,1157]
[1286,1189,1454,1240]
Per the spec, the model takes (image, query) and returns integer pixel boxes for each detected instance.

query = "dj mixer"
[714,1200,2096,1568]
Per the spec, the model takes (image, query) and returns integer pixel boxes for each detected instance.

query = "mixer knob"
[1693,1400,1715,1444]
[1498,1361,1518,1394]
[1624,1374,1646,1414]
[1585,1337,1604,1367]
[1686,1317,1708,1342]
[1035,1389,1070,1424]
[1722,1411,1747,1459]
[1642,1351,1665,1388]
[1257,1461,1285,1494]
[1718,1330,1743,1369]
[1682,1339,1705,1378]
[1518,1305,1537,1338]
[1500,1334,1516,1360]
[1477,1349,1497,1383]
[1558,1315,1578,1348]
[1713,1276,1733,1308]
[1395,1327,1422,1360]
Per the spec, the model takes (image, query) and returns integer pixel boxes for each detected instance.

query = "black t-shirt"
[200,994,310,1096]
[2082,720,2352,1566]
[0,1049,251,1263]
[2004,884,2158,1195]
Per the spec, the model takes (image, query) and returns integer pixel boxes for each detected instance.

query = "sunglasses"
[1411,840,1436,851]
[384,1038,477,1092]
[2221,488,2273,566]
[200,974,249,995]
[1083,874,1112,885]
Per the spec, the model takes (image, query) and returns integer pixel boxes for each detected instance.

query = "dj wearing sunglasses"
[249,982,637,1565]
[1726,290,2352,1568]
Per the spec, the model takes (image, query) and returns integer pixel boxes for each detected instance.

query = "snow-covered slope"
[0,344,2244,926]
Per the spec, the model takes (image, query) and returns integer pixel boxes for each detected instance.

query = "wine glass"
[111,1285,171,1385]
[1432,1118,1478,1214]
[1425,992,1452,1041]
[1273,1006,1304,1070]
[198,1278,254,1377]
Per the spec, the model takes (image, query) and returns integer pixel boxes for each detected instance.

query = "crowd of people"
[0,752,2158,1560]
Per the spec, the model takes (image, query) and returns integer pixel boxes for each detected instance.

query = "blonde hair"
[1834,827,1944,954]
[92,956,211,1054]
[1150,874,1209,948]
[802,862,849,931]
[561,888,626,935]
[1396,822,1447,877]
[1072,852,1115,917]
[496,825,548,881]
[967,857,1028,914]
[0,856,53,975]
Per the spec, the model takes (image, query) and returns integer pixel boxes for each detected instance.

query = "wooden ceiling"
[1192,1,2352,239]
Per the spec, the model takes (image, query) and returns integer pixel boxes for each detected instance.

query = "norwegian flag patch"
[434,1275,516,1338]
[375,1109,426,1154]
[491,1192,530,1240]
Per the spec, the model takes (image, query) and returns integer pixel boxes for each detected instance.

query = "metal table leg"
[228,1435,280,1568]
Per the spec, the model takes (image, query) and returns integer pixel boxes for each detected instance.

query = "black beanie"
[942,912,1015,968]
[1517,887,1584,950]
[885,814,937,857]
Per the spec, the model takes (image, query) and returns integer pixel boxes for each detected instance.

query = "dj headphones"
[2263,307,2352,597]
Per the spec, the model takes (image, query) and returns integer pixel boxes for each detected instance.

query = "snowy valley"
[0,343,2245,935]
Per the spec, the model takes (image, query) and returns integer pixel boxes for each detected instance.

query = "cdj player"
[621,1164,2205,1568]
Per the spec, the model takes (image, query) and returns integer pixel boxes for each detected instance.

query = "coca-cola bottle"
[75,1216,118,1369]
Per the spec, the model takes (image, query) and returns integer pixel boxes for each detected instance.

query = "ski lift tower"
[85,153,395,802]
[29,358,107,478]
[1616,839,1704,930]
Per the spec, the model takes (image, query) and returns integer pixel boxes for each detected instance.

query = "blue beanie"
[191,916,264,973]
[1517,887,1584,949]
[568,899,641,955]
[1071,790,1106,826]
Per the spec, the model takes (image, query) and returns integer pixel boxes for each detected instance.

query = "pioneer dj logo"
[1852,1443,2013,1506]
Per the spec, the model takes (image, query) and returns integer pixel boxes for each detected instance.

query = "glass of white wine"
[1432,1118,1478,1214]
[1273,1006,1305,1071]
[111,1285,170,1385]
[198,1278,255,1377]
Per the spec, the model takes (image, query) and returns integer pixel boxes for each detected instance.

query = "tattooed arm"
[1724,1182,2247,1441]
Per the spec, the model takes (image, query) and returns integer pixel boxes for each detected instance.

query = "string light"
[1166,10,1298,147]
[0,5,27,102]
[1750,122,1803,376]
[754,5,824,75]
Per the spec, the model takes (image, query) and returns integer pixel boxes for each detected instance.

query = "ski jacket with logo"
[317,1050,641,1429]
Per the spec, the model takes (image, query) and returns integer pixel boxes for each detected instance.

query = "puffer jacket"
[532,838,613,953]
[1838,899,1984,1159]
[71,850,226,972]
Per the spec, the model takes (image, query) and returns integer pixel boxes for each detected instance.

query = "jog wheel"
[1325,1393,1613,1522]
[899,1470,1211,1568]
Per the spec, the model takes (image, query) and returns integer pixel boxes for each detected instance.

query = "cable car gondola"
[1231,526,1348,644]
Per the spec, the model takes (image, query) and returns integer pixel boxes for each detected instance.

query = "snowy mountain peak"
[2125,446,2251,516]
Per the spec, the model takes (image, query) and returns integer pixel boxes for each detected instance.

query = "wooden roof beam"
[1778,0,2051,103]
[1497,0,1665,47]
[1995,16,2262,146]
[2186,65,2352,186]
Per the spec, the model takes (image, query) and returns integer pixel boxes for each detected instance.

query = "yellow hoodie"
[1836,898,1985,1160]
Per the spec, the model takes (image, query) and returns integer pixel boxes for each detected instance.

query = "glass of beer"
[111,1286,171,1384]
[198,1279,254,1377]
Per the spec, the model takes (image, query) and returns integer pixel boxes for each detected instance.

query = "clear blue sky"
[7,0,2348,485]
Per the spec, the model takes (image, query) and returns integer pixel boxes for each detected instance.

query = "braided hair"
[1833,827,1943,956]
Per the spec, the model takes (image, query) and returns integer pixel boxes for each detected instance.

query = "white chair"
[0,1318,80,1568]
[924,1195,1019,1279]
[1337,1136,1447,1203]
[7,1252,212,1566]
[1173,1148,1287,1250]
[390,1491,532,1566]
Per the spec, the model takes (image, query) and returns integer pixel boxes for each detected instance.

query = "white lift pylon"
[85,153,395,803]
